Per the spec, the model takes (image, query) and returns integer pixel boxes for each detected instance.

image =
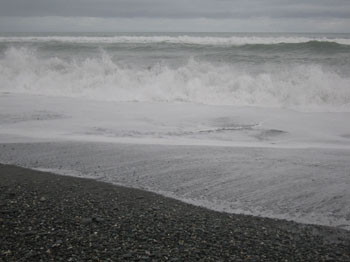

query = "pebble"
[81,218,93,224]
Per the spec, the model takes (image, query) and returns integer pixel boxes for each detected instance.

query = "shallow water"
[1,94,350,230]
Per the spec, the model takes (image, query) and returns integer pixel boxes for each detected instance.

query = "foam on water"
[1,47,350,111]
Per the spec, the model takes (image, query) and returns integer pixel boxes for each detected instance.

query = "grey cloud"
[1,0,350,32]
[1,15,350,33]
[1,0,350,20]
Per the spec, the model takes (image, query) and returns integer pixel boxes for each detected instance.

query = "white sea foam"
[1,47,350,111]
[1,35,350,46]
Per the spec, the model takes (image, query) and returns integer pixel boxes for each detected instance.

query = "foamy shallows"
[1,98,350,230]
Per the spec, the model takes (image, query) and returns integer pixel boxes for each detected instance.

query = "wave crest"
[1,47,350,111]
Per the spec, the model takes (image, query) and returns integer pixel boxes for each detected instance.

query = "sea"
[1,32,350,110]
[1,33,350,229]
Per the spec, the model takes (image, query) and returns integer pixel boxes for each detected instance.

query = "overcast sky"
[1,0,350,32]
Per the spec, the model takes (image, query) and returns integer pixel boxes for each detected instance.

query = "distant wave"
[1,35,350,46]
[1,47,350,111]
[239,41,350,52]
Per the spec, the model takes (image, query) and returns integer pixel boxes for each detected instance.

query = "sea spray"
[1,33,350,111]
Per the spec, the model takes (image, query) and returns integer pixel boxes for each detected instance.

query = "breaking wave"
[1,47,350,111]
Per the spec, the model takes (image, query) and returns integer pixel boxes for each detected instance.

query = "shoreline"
[1,141,350,230]
[1,164,350,261]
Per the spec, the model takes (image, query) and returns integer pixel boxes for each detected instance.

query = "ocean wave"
[1,35,350,46]
[1,47,350,111]
[239,41,350,53]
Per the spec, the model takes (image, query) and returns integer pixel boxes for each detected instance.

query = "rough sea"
[1,32,350,110]
[1,33,350,230]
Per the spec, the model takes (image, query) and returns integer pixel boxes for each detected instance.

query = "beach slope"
[1,164,349,261]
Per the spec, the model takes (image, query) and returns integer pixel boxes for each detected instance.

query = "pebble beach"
[1,164,350,261]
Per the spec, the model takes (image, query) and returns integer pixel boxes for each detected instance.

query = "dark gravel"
[1,164,349,261]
